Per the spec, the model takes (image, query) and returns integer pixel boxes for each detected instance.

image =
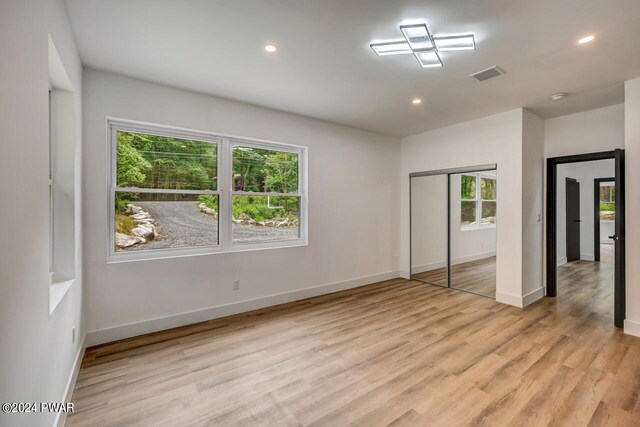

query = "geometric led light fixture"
[370,22,475,68]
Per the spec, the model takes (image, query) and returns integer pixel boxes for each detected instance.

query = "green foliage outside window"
[481,177,496,200]
[461,175,476,200]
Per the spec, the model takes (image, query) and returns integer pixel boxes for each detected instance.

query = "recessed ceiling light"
[550,92,568,101]
[578,35,595,44]
[412,98,422,105]
[264,44,278,53]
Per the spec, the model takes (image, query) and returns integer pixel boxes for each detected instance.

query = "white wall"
[0,1,83,426]
[545,103,624,158]
[556,160,615,263]
[624,78,640,336]
[82,69,400,344]
[401,109,529,306]
[522,110,545,298]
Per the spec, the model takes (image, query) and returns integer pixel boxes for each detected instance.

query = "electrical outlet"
[233,280,240,290]
[537,213,542,223]
[72,325,76,343]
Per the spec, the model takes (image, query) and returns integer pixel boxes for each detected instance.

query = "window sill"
[107,239,308,264]
[461,224,496,232]
[50,279,74,315]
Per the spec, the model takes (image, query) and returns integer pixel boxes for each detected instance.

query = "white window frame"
[461,172,496,231]
[107,118,308,263]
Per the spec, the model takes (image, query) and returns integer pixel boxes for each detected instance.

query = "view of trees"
[600,184,615,220]
[461,174,497,226]
[116,131,300,219]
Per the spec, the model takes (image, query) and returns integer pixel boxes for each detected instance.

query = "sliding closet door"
[410,174,448,286]
[449,171,497,297]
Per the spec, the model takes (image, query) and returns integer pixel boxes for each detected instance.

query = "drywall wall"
[82,69,401,344]
[624,78,640,336]
[522,110,545,299]
[545,103,624,158]
[556,160,615,263]
[0,1,84,426]
[401,109,527,306]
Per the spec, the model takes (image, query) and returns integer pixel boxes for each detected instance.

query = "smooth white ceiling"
[65,0,640,137]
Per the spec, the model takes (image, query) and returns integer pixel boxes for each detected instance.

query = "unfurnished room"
[3,1,640,426]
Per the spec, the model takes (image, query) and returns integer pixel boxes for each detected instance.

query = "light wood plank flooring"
[412,256,496,298]
[68,246,637,426]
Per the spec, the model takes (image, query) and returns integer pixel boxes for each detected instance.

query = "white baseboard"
[522,287,545,307]
[557,257,567,266]
[412,260,446,274]
[54,335,85,427]
[86,270,400,347]
[496,287,544,308]
[451,250,496,266]
[624,319,640,338]
[411,250,496,274]
[581,253,595,261]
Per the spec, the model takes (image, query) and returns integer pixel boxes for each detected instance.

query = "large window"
[109,120,306,261]
[600,183,615,220]
[460,173,496,229]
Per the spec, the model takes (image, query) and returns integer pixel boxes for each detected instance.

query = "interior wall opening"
[546,150,625,328]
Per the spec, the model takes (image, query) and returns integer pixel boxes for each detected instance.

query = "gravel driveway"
[122,201,298,251]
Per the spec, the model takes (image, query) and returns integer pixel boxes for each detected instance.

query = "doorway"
[410,164,497,298]
[546,149,625,327]
[565,178,581,262]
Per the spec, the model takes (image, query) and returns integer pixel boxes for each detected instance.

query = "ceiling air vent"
[470,66,504,82]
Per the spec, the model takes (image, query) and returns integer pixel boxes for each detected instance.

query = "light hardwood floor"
[412,256,496,298]
[68,245,637,426]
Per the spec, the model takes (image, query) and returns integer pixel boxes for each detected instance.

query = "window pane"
[232,195,300,243]
[481,177,496,200]
[481,201,497,225]
[232,146,299,193]
[116,131,218,191]
[600,202,615,220]
[460,175,476,200]
[114,192,218,252]
[461,201,476,227]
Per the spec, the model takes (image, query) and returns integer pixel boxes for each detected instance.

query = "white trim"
[523,287,545,306]
[461,224,496,232]
[85,270,400,346]
[53,334,85,427]
[451,251,496,266]
[496,287,544,308]
[623,319,640,338]
[557,257,567,266]
[580,253,595,261]
[49,279,73,315]
[106,118,308,262]
[411,250,496,274]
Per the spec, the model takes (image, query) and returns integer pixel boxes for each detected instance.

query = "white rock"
[124,204,143,215]
[115,232,145,248]
[277,218,290,227]
[130,212,151,221]
[132,224,156,239]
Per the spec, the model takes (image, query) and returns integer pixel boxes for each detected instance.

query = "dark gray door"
[614,149,625,328]
[566,178,581,262]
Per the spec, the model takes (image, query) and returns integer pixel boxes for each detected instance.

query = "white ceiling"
[65,0,640,137]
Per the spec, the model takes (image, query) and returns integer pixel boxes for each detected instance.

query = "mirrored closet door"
[410,166,497,298]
